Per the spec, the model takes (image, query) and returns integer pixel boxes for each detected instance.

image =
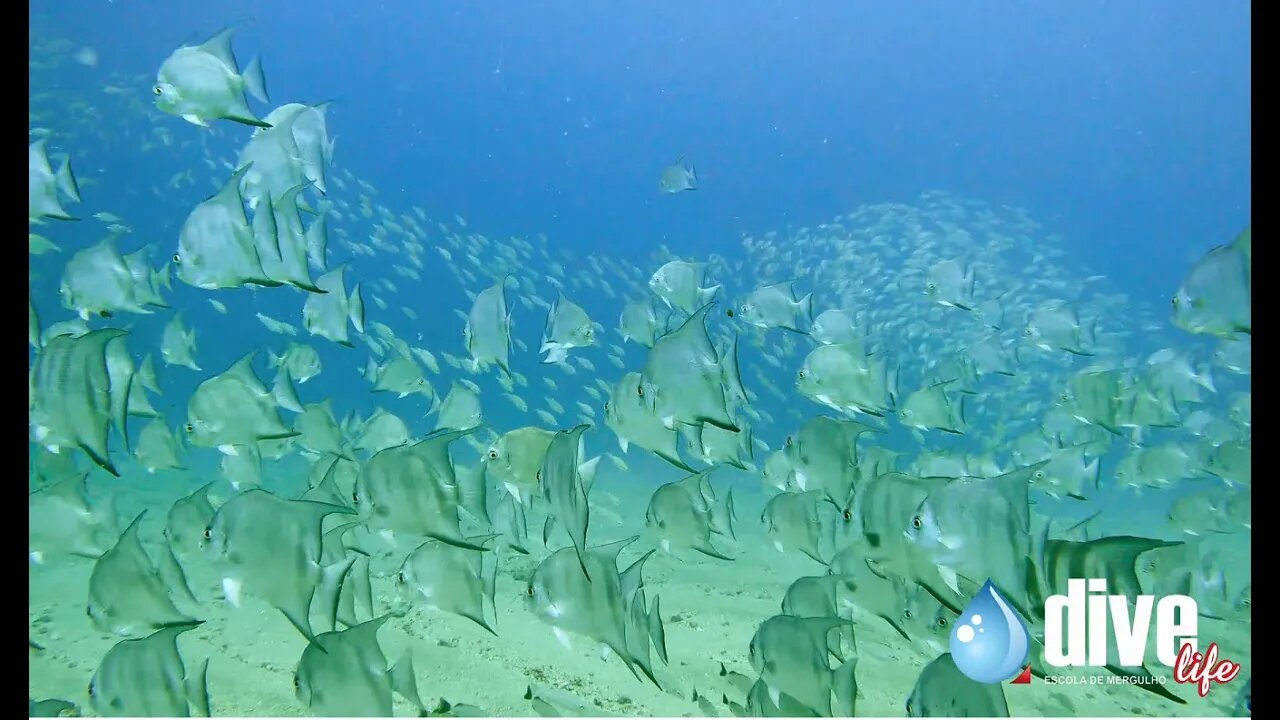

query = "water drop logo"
[949,578,1031,684]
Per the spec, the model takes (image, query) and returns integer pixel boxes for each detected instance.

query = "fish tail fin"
[314,556,357,635]
[831,658,858,717]
[577,456,600,496]
[887,362,901,409]
[55,156,81,203]
[241,56,269,104]
[1194,364,1217,394]
[540,345,569,365]
[389,649,427,714]
[694,541,734,561]
[711,488,737,540]
[649,593,669,664]
[342,553,375,627]
[158,540,200,608]
[188,656,212,716]
[1086,455,1102,491]
[347,283,365,333]
[541,514,556,549]
[484,544,499,633]
[272,365,303,413]
[797,292,814,329]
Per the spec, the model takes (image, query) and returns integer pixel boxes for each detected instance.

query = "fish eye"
[536,470,541,483]
[903,609,913,620]
[905,700,913,715]
[936,616,948,628]
[1171,296,1178,307]
[797,370,806,379]
[88,680,96,697]
[1024,327,1033,336]
[526,585,534,597]
[172,253,181,263]
[184,423,193,433]
[487,449,498,460]
[911,516,922,530]
[203,527,211,540]
[98,310,111,318]
[153,86,162,96]
[636,385,644,397]
[397,572,405,584]
[784,435,792,447]
[1034,470,1045,480]
[352,492,360,504]
[842,509,852,522]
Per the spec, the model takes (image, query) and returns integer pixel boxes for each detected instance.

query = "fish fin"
[223,112,272,128]
[390,650,427,714]
[241,56,269,103]
[937,564,961,595]
[222,576,243,608]
[552,626,574,650]
[186,656,212,716]
[55,155,81,202]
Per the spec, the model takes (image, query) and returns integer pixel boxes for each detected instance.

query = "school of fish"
[29,27,1250,719]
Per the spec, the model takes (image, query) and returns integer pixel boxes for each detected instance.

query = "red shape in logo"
[1010,666,1032,685]
[1174,641,1241,698]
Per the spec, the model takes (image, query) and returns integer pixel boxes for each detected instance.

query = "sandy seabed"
[29,462,1250,718]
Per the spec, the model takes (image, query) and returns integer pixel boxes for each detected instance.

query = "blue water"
[35,0,1250,300]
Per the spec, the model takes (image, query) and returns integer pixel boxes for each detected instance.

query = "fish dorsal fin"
[388,649,426,713]
[277,182,310,215]
[342,613,394,656]
[591,535,639,569]
[198,28,240,72]
[216,162,253,215]
[620,549,656,600]
[115,510,151,563]
[673,468,715,507]
[413,426,479,457]
[225,351,261,386]
[676,303,715,342]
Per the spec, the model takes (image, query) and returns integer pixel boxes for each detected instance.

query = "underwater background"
[30,1,1250,717]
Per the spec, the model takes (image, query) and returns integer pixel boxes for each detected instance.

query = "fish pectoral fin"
[936,565,961,595]
[552,626,574,650]
[222,576,243,608]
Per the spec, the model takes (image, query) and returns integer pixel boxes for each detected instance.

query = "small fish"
[658,157,698,193]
